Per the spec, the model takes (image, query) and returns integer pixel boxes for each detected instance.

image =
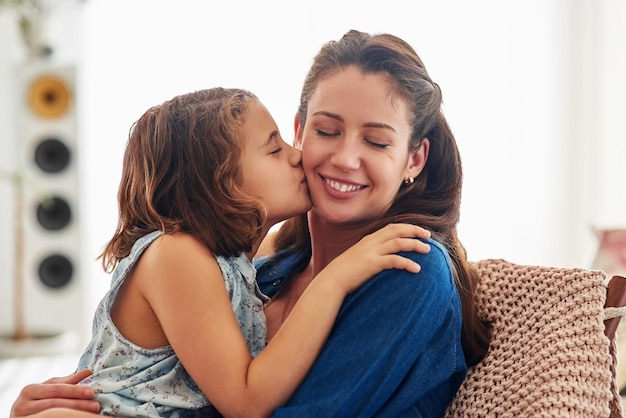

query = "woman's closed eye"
[365,138,389,149]
[315,129,339,138]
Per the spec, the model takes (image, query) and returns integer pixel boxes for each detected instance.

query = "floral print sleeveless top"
[77,231,268,417]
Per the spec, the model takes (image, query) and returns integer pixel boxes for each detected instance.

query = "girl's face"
[297,67,427,226]
[239,100,312,227]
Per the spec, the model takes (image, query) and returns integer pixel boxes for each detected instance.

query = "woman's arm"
[27,409,100,418]
[10,370,100,418]
[143,224,427,418]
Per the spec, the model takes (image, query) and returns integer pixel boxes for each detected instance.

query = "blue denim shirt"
[255,238,466,418]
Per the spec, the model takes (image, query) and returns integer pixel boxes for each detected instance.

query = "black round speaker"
[34,138,71,173]
[36,196,72,231]
[38,254,73,288]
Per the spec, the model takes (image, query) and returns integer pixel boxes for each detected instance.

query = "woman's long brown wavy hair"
[273,30,491,366]
[100,88,266,272]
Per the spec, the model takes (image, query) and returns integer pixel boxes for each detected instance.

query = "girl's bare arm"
[143,225,428,417]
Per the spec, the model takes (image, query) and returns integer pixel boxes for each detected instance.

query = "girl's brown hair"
[100,88,266,272]
[274,30,491,366]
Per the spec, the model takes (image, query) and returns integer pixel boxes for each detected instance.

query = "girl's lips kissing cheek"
[320,175,365,199]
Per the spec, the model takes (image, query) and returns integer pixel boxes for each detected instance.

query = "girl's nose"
[288,145,303,167]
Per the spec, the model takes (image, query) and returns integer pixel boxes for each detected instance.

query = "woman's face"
[239,100,312,227]
[297,66,426,226]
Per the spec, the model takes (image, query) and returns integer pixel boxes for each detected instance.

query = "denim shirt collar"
[253,248,310,298]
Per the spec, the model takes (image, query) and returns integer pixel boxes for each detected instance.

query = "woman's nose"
[329,138,360,171]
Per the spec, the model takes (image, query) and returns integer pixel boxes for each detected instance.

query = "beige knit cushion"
[445,259,622,418]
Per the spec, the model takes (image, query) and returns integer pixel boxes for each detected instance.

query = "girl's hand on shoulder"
[10,370,100,418]
[330,223,431,294]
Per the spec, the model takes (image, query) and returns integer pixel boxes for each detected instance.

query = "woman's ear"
[406,138,430,178]
[293,115,304,149]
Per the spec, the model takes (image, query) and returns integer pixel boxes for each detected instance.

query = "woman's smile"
[321,174,366,198]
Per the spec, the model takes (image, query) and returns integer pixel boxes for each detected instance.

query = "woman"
[11,29,490,418]
[254,29,490,417]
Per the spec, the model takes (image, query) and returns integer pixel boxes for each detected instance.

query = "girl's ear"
[406,138,430,179]
[293,115,304,149]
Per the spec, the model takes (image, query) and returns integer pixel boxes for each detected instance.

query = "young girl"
[71,87,429,417]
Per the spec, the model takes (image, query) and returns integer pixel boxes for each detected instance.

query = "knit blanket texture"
[445,259,623,418]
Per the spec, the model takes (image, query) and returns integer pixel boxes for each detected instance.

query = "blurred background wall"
[0,0,624,350]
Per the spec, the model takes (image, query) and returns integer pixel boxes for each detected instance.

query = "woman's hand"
[10,370,100,418]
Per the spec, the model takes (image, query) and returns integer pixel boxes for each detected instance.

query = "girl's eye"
[270,147,283,155]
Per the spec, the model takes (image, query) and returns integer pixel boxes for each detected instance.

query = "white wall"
[1,0,624,344]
